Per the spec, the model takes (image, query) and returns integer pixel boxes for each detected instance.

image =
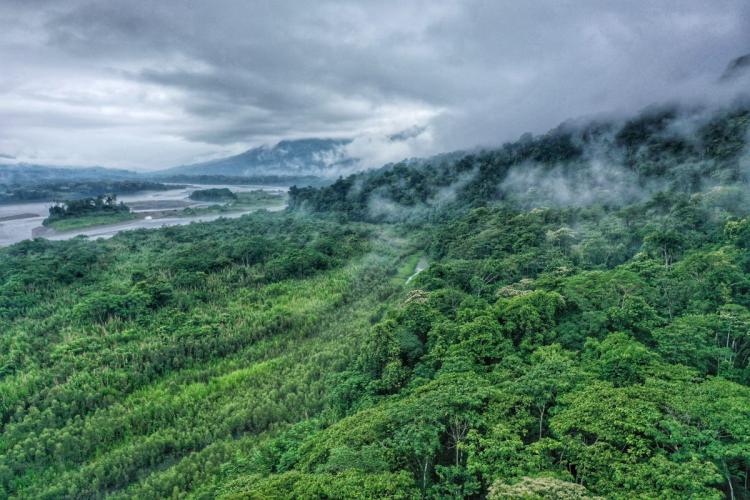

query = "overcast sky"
[1,0,748,170]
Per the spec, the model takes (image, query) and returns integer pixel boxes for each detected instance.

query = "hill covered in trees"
[290,103,750,222]
[1,102,750,498]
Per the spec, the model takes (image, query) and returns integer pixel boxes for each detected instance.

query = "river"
[0,184,287,247]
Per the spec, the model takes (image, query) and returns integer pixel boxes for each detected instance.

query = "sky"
[0,0,749,171]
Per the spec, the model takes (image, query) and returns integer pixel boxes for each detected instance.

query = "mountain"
[0,139,355,190]
[158,138,356,178]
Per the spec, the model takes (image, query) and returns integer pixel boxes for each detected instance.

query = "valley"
[2,4,750,497]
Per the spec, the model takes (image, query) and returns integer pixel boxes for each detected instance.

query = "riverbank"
[0,184,290,246]
[0,213,39,222]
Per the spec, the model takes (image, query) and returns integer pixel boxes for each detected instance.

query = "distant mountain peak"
[276,138,349,147]
[160,137,356,178]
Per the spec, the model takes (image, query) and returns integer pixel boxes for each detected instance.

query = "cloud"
[389,125,427,142]
[0,0,749,169]
[720,53,750,82]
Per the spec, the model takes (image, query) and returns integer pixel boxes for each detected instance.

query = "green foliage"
[0,211,381,498]
[3,103,750,498]
[43,194,132,228]
[188,187,238,201]
[289,105,750,222]
[219,470,419,499]
[0,180,178,204]
[46,212,139,231]
[488,476,599,499]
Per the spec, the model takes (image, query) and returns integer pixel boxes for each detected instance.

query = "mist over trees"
[290,103,750,221]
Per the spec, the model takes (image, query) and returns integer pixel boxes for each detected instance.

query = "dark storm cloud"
[0,0,748,168]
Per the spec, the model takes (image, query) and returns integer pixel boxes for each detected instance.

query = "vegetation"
[155,174,328,187]
[0,165,138,188]
[0,181,178,204]
[43,212,139,231]
[2,103,750,498]
[181,190,287,217]
[188,188,237,202]
[290,104,750,221]
[43,195,137,231]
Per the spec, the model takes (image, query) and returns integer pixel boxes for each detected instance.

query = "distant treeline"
[0,180,178,204]
[154,174,329,187]
[0,164,138,186]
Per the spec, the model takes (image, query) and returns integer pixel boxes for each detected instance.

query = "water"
[0,184,287,247]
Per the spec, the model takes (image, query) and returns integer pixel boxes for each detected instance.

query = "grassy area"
[392,253,422,285]
[45,211,139,231]
[234,190,287,208]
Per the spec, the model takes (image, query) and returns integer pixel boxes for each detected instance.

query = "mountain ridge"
[156,138,356,178]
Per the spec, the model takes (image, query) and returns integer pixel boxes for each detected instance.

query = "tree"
[497,290,565,348]
[653,315,723,375]
[488,476,599,499]
[584,333,657,386]
[643,229,684,267]
[517,345,580,439]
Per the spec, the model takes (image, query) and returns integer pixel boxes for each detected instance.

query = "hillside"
[159,138,355,178]
[1,103,750,499]
[290,103,750,220]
